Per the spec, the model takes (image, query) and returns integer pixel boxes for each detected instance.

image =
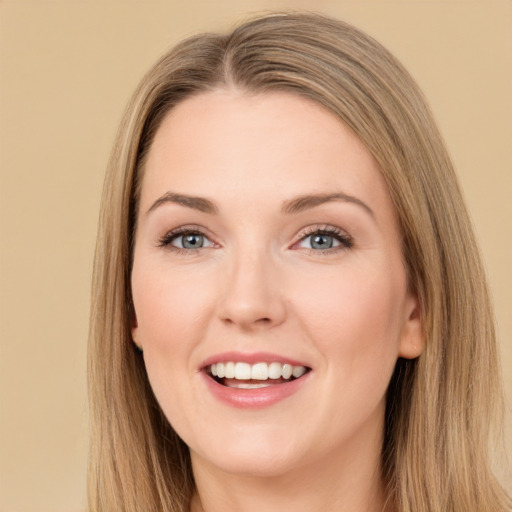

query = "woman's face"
[131,90,423,477]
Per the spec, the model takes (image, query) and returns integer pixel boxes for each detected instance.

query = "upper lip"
[200,351,310,370]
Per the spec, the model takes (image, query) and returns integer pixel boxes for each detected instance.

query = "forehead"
[141,89,393,218]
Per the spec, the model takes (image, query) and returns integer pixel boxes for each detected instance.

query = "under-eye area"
[206,362,311,389]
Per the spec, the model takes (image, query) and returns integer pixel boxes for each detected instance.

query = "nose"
[217,249,287,331]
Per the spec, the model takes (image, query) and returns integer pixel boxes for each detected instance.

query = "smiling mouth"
[206,361,311,389]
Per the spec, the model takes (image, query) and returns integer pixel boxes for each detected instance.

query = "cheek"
[294,261,407,373]
[131,262,215,353]
[130,262,217,429]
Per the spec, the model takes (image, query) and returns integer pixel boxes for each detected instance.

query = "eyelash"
[157,226,212,254]
[295,225,353,254]
[157,225,353,254]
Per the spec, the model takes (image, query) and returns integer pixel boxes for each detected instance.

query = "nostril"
[221,315,273,326]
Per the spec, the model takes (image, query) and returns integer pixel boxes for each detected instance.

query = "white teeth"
[268,362,282,379]
[292,366,306,378]
[209,361,308,381]
[282,364,293,379]
[234,362,251,380]
[216,362,225,378]
[228,382,272,389]
[251,362,268,380]
[225,361,235,378]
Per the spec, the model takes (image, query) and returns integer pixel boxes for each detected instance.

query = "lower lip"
[201,372,310,409]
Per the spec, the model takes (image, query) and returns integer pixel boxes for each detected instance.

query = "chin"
[190,432,306,478]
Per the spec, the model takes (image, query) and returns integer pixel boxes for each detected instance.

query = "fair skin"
[131,89,423,512]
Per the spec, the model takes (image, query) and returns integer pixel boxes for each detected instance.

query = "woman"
[88,12,510,512]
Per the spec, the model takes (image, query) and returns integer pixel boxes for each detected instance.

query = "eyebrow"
[146,191,374,218]
[281,192,374,217]
[146,192,219,215]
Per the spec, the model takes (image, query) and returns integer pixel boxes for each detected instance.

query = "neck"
[189,415,391,512]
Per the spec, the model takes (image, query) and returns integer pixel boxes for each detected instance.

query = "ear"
[398,292,424,359]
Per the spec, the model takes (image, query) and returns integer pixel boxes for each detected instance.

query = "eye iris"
[182,234,204,249]
[311,234,333,250]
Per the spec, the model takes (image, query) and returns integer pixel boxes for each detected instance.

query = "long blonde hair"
[88,12,510,511]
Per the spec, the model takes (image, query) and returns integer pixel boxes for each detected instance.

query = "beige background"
[0,1,510,510]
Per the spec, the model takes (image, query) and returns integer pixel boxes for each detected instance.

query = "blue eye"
[173,233,207,249]
[159,229,215,251]
[309,234,336,250]
[297,228,352,251]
